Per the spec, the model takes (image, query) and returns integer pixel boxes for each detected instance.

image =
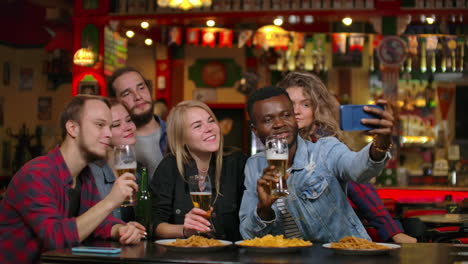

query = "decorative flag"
[201,29,216,48]
[437,86,455,120]
[332,33,347,54]
[238,30,253,48]
[313,34,326,52]
[169,27,181,45]
[408,35,418,55]
[186,28,199,46]
[349,34,364,52]
[290,32,304,55]
[219,29,233,48]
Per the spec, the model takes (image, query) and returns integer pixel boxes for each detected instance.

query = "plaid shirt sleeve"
[347,182,403,241]
[13,164,81,249]
[79,168,124,239]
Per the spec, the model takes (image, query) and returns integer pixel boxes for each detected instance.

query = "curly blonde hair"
[277,71,343,141]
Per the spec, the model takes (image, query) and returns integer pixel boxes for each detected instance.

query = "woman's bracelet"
[372,136,393,153]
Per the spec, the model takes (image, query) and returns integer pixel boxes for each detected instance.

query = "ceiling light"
[206,20,215,27]
[426,15,435,24]
[273,16,284,26]
[141,21,149,29]
[126,30,135,38]
[342,17,352,26]
[420,14,426,23]
[304,15,314,24]
[144,38,153,46]
[288,15,300,24]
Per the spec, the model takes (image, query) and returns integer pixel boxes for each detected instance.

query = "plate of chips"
[155,235,232,253]
[235,235,313,253]
[322,236,400,255]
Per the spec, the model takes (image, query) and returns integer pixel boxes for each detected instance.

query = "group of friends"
[0,68,416,263]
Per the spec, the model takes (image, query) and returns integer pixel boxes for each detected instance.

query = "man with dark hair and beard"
[0,95,145,264]
[108,67,167,181]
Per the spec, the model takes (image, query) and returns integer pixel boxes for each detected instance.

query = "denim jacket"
[239,136,389,242]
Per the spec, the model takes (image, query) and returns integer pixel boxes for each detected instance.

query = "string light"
[144,38,153,46]
[126,30,135,38]
[273,16,284,26]
[342,17,353,26]
[206,20,215,27]
[141,21,149,29]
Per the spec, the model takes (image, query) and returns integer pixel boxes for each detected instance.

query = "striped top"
[276,198,303,238]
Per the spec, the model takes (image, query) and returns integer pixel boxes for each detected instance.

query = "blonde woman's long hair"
[277,71,343,141]
[166,100,224,195]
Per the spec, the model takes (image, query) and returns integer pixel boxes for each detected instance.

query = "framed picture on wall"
[78,81,99,95]
[38,97,52,120]
[19,68,33,91]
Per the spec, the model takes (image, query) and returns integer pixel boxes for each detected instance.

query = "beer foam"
[266,149,288,160]
[115,162,137,170]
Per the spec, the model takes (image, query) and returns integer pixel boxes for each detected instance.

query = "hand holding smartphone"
[340,104,384,131]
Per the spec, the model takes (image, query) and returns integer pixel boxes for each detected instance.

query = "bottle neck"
[140,168,148,192]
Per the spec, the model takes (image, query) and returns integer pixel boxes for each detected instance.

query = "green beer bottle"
[135,166,154,239]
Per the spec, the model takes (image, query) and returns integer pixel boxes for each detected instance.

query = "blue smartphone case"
[71,246,122,254]
[339,104,384,131]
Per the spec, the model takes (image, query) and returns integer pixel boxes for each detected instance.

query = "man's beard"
[79,140,106,163]
[131,103,154,128]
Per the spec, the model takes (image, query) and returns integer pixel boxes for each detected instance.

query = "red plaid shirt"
[347,182,403,241]
[0,147,124,264]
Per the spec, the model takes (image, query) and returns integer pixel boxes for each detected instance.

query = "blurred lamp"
[73,48,95,66]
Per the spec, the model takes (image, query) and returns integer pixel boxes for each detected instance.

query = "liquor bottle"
[135,167,154,239]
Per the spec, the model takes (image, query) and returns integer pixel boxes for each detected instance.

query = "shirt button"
[175,209,181,214]
[212,212,216,217]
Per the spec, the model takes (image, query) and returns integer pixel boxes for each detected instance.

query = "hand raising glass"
[114,144,137,207]
[188,173,216,237]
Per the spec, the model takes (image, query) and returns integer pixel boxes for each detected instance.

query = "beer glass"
[114,144,137,207]
[188,173,216,237]
[266,135,289,197]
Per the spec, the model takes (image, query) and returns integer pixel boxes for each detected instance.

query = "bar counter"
[41,240,467,264]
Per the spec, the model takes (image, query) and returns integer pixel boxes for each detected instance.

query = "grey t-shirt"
[135,129,163,182]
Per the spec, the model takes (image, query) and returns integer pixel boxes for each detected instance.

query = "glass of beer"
[266,135,289,198]
[188,173,216,237]
[114,144,137,207]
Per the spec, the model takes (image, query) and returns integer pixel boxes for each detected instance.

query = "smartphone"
[340,104,384,131]
[71,246,122,254]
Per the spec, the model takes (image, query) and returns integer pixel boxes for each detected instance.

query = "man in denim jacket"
[239,86,394,242]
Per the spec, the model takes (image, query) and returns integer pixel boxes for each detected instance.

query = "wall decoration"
[19,68,33,91]
[3,62,10,86]
[38,97,52,121]
[188,59,241,88]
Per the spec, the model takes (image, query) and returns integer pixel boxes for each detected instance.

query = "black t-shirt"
[68,178,82,218]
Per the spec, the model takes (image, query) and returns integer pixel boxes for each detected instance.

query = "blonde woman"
[150,100,247,241]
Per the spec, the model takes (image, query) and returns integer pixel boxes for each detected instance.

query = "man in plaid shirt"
[0,95,146,263]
